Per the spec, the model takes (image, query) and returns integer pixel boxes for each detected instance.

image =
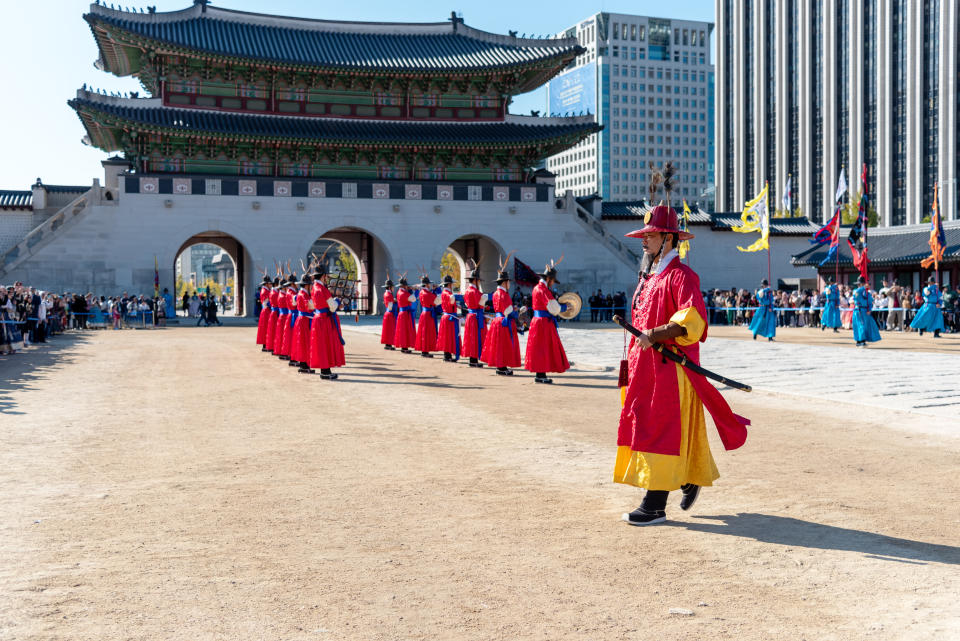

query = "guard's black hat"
[761,279,769,287]
[857,275,867,284]
[399,276,409,286]
[420,275,432,286]
[261,275,272,285]
[384,278,395,288]
[313,263,328,278]
[927,275,937,283]
[442,275,454,285]
[496,270,510,283]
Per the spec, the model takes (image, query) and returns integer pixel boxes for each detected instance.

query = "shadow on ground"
[0,333,93,415]
[672,513,960,565]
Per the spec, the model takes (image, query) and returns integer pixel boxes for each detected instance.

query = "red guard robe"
[264,289,280,351]
[290,288,313,364]
[271,290,288,355]
[256,287,271,345]
[482,286,521,368]
[460,284,487,359]
[436,288,460,356]
[523,280,569,373]
[392,287,417,349]
[414,288,440,352]
[280,289,297,357]
[309,281,346,369]
[614,254,749,491]
[380,290,397,345]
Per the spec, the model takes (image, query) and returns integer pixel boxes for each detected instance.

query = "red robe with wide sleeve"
[436,288,460,356]
[271,289,288,355]
[256,287,271,345]
[460,284,487,359]
[523,281,569,373]
[290,288,313,364]
[280,290,296,357]
[617,256,749,456]
[414,288,440,352]
[482,287,521,368]
[380,290,397,345]
[392,287,417,349]
[309,281,346,369]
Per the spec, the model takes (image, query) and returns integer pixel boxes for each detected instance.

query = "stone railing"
[0,189,94,278]
[565,194,641,269]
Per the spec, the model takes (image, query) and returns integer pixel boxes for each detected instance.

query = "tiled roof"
[599,201,712,224]
[69,92,601,149]
[86,4,583,75]
[710,213,822,235]
[43,185,90,193]
[0,190,32,210]
[792,220,960,267]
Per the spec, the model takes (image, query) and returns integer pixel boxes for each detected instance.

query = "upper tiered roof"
[86,1,583,92]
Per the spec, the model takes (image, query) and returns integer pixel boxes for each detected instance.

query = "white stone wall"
[2,187,642,313]
[601,219,815,290]
[0,212,37,254]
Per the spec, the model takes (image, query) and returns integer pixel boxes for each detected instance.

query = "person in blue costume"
[909,275,946,338]
[852,275,882,347]
[820,276,842,332]
[749,279,777,341]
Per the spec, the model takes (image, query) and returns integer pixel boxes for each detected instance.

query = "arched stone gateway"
[173,232,252,316]
[443,234,506,286]
[306,227,392,314]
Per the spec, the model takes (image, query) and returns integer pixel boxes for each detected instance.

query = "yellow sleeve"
[670,306,705,346]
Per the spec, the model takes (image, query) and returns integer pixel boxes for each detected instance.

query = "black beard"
[639,251,656,277]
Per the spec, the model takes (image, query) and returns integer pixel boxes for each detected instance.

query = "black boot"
[298,363,314,374]
[680,484,701,511]
[496,367,513,376]
[622,489,668,525]
[443,352,454,362]
[534,372,553,384]
[320,368,338,380]
[421,351,433,358]
[469,357,482,368]
[934,330,941,338]
[401,348,411,354]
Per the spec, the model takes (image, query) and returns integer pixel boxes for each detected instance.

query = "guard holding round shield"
[523,257,570,383]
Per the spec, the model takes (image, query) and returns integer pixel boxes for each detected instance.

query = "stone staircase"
[0,188,96,279]
[564,192,642,270]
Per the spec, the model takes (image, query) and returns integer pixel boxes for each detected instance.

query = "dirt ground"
[1,326,958,640]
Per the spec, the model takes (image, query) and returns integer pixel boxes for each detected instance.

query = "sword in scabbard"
[612,314,752,393]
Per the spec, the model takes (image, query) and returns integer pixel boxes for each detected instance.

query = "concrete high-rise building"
[716,0,958,226]
[545,13,714,203]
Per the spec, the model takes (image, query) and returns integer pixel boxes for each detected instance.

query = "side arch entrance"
[306,227,391,314]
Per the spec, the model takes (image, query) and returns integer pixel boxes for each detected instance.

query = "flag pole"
[766,181,772,287]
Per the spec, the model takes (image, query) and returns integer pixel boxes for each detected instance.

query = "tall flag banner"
[834,167,848,204]
[812,206,842,266]
[847,164,870,281]
[513,257,540,286]
[781,175,792,214]
[733,183,770,252]
[921,182,946,270]
[154,255,160,297]
[678,200,692,259]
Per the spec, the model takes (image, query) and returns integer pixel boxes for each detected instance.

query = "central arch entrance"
[444,234,505,286]
[306,227,391,314]
[174,231,251,317]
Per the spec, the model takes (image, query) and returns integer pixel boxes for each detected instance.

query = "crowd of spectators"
[702,281,959,333]
[180,291,225,326]
[0,283,170,355]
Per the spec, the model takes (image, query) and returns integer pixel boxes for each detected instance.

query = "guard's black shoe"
[383,345,391,350]
[934,330,941,338]
[622,507,666,526]
[534,375,553,384]
[289,360,299,366]
[261,346,269,351]
[443,353,454,362]
[680,484,701,511]
[833,328,839,333]
[820,325,825,332]
[421,352,434,358]
[401,348,411,354]
[320,369,338,380]
[919,330,924,336]
[496,367,512,376]
[298,367,314,375]
[768,337,775,342]
[752,334,757,340]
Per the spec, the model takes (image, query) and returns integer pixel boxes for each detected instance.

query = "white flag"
[781,176,791,214]
[834,168,848,203]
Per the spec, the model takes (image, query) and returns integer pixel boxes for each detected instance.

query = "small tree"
[440,250,461,286]
[841,189,879,227]
[334,245,358,280]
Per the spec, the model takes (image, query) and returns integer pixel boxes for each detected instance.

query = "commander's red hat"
[625,204,694,240]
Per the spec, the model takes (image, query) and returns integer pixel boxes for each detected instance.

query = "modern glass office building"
[545,13,714,204]
[716,0,958,226]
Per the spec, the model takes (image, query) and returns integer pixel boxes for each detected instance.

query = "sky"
[0,0,714,189]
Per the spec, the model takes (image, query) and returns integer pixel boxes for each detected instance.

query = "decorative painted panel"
[238,180,257,196]
[372,183,389,199]
[437,185,454,200]
[493,186,509,201]
[140,177,159,193]
[404,185,422,200]
[274,181,292,197]
[172,178,192,195]
[520,187,537,202]
[308,182,326,197]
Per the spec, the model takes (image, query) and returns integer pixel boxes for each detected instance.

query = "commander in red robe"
[616,205,749,526]
[482,269,521,375]
[290,275,314,373]
[308,264,345,380]
[461,267,488,368]
[436,275,461,362]
[414,275,441,358]
[256,276,272,349]
[523,263,569,383]
[380,277,397,350]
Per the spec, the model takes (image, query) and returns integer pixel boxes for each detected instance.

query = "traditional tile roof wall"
[69,93,600,148]
[792,220,960,267]
[0,190,32,210]
[87,3,582,74]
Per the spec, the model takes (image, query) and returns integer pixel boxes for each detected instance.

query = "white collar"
[497,285,507,292]
[651,249,678,276]
[539,278,548,286]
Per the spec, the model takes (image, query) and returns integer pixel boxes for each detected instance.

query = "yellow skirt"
[614,363,720,491]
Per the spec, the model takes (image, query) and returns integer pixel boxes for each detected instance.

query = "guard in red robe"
[392,277,418,353]
[436,275,461,362]
[272,277,293,359]
[281,278,298,362]
[264,279,280,353]
[414,275,441,358]
[256,276,272,349]
[308,264,346,380]
[380,277,397,350]
[290,275,315,373]
[524,262,570,383]
[615,205,749,526]
[482,270,521,375]
[461,267,488,367]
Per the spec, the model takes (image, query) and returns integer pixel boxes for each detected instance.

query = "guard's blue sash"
[533,309,558,329]
[443,312,461,360]
[320,309,345,345]
[468,308,485,355]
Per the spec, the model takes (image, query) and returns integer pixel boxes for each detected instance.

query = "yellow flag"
[678,200,691,259]
[733,184,770,252]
